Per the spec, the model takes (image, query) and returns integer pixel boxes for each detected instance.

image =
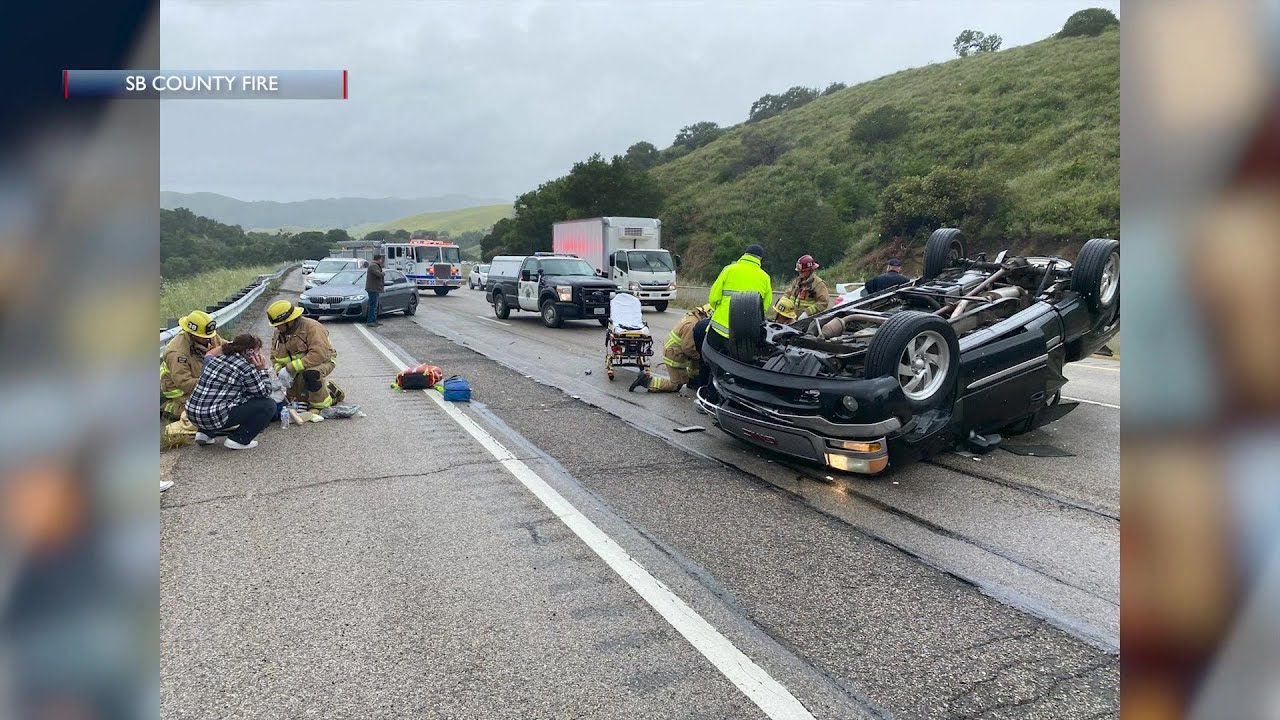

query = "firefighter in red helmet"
[772,254,829,321]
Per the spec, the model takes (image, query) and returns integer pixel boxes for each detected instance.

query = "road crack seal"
[162,459,501,509]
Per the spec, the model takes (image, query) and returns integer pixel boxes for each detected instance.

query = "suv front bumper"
[695,384,898,474]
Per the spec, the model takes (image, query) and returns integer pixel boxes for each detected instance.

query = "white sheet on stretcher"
[609,293,648,334]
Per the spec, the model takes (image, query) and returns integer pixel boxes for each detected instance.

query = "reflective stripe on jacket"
[272,317,337,373]
[663,308,708,369]
[784,273,830,315]
[708,254,772,337]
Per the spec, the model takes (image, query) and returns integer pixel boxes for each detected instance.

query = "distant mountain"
[159,191,509,231]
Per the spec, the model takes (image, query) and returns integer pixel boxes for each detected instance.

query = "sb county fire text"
[63,70,347,100]
[125,74,278,92]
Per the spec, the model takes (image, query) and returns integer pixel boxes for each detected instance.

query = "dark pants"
[222,396,277,444]
[691,318,712,390]
[366,292,381,323]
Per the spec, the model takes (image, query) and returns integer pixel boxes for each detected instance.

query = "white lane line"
[355,324,815,720]
[1074,362,1120,373]
[1063,396,1120,410]
[476,315,511,327]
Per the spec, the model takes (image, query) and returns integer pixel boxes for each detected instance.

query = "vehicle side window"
[520,258,537,277]
[387,271,404,284]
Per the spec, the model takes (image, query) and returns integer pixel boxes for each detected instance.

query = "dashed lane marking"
[354,324,817,720]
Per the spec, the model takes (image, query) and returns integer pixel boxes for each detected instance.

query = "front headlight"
[300,294,311,302]
[346,293,367,302]
[667,282,676,290]
[556,286,572,302]
[628,282,640,292]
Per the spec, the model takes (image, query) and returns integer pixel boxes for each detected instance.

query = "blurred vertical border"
[1122,0,1280,718]
[0,2,160,719]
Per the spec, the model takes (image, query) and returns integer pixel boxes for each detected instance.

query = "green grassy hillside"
[652,28,1118,281]
[358,203,514,237]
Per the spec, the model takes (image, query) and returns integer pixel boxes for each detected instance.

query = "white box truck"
[552,217,677,311]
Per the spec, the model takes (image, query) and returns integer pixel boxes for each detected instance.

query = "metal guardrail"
[160,263,296,356]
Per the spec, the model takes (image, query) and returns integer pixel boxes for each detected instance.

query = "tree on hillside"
[748,86,819,123]
[767,198,846,274]
[392,229,410,239]
[324,228,353,247]
[361,229,393,243]
[673,121,724,151]
[1058,8,1118,38]
[481,217,514,260]
[562,153,665,219]
[822,82,847,96]
[953,30,1003,57]
[624,141,660,170]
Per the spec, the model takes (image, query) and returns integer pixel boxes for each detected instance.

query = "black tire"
[726,292,764,362]
[598,317,609,327]
[865,311,960,412]
[654,301,669,313]
[1071,238,1120,313]
[922,228,967,280]
[404,293,417,316]
[433,287,451,296]
[493,292,510,319]
[541,299,564,328]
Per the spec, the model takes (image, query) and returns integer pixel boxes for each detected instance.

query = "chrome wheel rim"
[1099,252,1119,305]
[896,330,950,401]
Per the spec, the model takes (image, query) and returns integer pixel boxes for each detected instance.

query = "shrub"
[1058,8,1118,38]
[877,167,1007,238]
[710,232,749,270]
[850,106,911,145]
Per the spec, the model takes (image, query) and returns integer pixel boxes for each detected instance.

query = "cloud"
[160,0,1119,202]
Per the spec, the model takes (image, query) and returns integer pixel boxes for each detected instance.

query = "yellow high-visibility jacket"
[708,254,772,338]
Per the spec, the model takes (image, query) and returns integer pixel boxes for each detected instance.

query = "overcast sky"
[160,0,1119,203]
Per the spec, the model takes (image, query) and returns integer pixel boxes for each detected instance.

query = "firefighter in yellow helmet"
[267,300,344,409]
[161,310,226,421]
[631,304,713,393]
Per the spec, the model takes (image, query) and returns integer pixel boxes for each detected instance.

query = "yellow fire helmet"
[696,303,713,317]
[773,295,798,321]
[180,310,218,338]
[267,299,304,326]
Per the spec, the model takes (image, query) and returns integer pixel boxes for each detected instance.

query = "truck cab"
[488,253,617,328]
[608,247,677,311]
[383,240,464,295]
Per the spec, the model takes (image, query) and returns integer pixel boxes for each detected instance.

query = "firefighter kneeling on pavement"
[630,304,713,394]
[267,300,345,410]
[161,310,226,422]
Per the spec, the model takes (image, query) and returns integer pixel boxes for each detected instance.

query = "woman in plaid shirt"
[186,334,278,450]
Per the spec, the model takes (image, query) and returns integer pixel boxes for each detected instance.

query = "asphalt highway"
[160,273,1119,719]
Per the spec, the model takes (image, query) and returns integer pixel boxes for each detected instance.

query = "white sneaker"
[194,432,216,445]
[223,438,259,450]
[160,480,174,492]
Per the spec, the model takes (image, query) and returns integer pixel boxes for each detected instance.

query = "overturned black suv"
[696,229,1120,475]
